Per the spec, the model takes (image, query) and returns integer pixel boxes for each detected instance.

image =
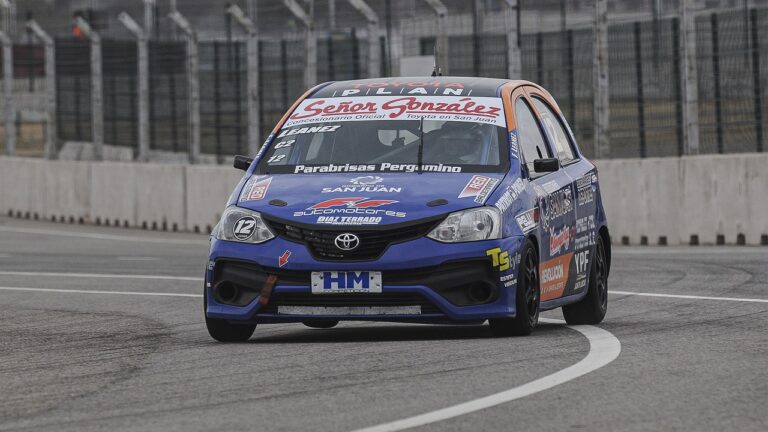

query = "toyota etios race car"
[205,77,610,342]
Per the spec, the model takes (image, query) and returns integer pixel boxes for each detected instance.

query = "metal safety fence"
[2,0,768,163]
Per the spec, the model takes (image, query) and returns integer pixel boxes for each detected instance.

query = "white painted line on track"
[614,247,768,255]
[0,226,206,245]
[116,256,159,261]
[0,271,199,281]
[0,286,200,297]
[350,318,621,432]
[611,290,768,304]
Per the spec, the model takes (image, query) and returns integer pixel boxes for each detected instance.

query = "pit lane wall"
[0,154,766,245]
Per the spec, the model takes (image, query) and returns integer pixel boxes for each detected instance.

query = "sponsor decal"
[494,178,525,213]
[515,208,538,233]
[575,215,596,250]
[294,163,462,174]
[575,250,590,275]
[459,175,500,204]
[540,186,573,230]
[278,250,291,267]
[540,253,573,301]
[294,197,406,219]
[277,125,342,138]
[284,96,506,128]
[254,133,274,161]
[574,277,588,291]
[500,272,518,288]
[486,247,517,272]
[509,131,519,160]
[576,173,595,207]
[542,180,560,194]
[574,233,596,251]
[232,216,257,240]
[549,225,575,256]
[317,216,383,225]
[351,176,383,185]
[333,81,468,97]
[207,260,214,271]
[321,176,401,194]
[240,176,273,201]
[576,215,595,234]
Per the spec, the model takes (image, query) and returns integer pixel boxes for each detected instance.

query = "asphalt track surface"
[0,216,766,432]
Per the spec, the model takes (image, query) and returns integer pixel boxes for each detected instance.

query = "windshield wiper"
[417,117,424,174]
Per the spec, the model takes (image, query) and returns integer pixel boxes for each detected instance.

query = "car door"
[512,95,577,303]
[527,91,593,299]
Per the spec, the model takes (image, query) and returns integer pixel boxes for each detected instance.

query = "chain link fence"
[2,0,768,161]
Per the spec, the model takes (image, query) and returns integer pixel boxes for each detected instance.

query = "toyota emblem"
[334,233,360,251]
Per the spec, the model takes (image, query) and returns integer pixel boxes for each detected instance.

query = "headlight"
[214,206,274,244]
[427,207,501,243]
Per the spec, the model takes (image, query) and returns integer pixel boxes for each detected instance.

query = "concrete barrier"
[597,153,768,246]
[1,154,767,245]
[186,165,245,234]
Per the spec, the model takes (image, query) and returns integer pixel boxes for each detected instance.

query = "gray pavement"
[0,216,766,432]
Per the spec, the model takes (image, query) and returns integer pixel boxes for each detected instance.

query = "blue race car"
[205,77,610,341]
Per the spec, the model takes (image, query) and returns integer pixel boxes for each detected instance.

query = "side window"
[532,97,577,164]
[515,98,553,176]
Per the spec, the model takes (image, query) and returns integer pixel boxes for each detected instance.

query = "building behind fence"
[1,0,767,162]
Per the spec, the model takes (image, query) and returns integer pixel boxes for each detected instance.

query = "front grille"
[262,292,442,314]
[264,217,440,261]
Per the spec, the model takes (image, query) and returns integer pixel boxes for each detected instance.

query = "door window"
[532,97,577,164]
[514,98,553,177]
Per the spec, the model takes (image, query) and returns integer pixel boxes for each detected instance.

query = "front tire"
[204,287,256,342]
[489,239,540,337]
[562,234,608,325]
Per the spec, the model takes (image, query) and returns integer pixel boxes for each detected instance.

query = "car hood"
[235,172,506,226]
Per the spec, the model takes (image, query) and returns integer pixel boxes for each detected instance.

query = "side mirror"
[233,155,254,171]
[534,158,560,173]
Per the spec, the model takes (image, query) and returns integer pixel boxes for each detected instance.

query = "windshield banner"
[283,96,506,128]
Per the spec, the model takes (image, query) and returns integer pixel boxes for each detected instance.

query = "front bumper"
[206,235,525,323]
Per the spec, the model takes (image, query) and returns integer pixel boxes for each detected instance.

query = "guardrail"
[1,153,766,245]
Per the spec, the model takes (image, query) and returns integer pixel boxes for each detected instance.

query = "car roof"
[310,76,535,99]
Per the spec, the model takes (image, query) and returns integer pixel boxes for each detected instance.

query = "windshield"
[256,96,509,174]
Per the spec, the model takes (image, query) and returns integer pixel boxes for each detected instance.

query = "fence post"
[472,0,482,77]
[503,0,521,79]
[283,0,316,89]
[27,20,57,160]
[226,4,261,157]
[169,11,200,164]
[348,0,380,78]
[0,0,15,38]
[751,8,763,153]
[118,12,150,162]
[672,18,684,156]
[593,0,610,158]
[74,17,103,161]
[634,22,646,158]
[680,0,700,155]
[0,30,15,156]
[423,0,448,74]
[710,13,723,154]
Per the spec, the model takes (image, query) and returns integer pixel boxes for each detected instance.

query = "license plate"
[311,271,382,294]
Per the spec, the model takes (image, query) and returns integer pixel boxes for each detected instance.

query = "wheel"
[204,286,256,342]
[303,320,340,329]
[489,239,540,337]
[562,234,608,325]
